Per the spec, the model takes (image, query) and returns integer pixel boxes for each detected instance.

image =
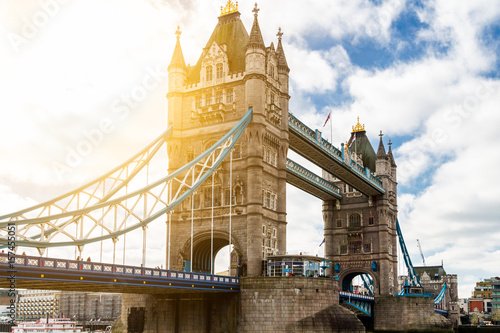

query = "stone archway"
[180,230,242,274]
[339,267,378,295]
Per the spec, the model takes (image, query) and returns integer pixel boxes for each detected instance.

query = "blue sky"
[1,0,499,298]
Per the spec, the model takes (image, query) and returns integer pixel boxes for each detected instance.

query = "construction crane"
[417,239,426,266]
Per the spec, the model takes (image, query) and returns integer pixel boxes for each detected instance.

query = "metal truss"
[0,126,172,224]
[434,283,447,305]
[396,219,422,288]
[0,109,252,252]
[361,274,374,295]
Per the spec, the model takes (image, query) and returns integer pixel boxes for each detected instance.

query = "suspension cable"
[228,149,233,276]
[211,166,214,275]
[190,170,194,273]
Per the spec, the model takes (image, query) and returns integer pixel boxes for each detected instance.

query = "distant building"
[473,277,499,299]
[492,281,500,312]
[459,298,469,314]
[15,290,59,321]
[469,298,484,313]
[15,290,121,322]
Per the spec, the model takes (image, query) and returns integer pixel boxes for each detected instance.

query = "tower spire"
[168,26,186,71]
[387,139,397,166]
[276,27,289,72]
[377,130,387,157]
[247,3,265,50]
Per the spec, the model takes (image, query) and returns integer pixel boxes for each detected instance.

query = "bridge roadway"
[0,253,238,294]
[288,113,385,196]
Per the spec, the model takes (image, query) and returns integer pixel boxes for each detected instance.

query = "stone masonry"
[240,277,365,332]
[373,296,453,332]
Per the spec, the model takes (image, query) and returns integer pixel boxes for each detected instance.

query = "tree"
[470,312,483,325]
[492,309,500,324]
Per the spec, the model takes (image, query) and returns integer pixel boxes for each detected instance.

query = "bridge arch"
[338,267,378,296]
[180,230,241,273]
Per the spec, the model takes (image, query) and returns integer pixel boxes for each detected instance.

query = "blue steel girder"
[285,158,342,200]
[0,253,239,293]
[288,113,385,196]
[339,291,374,317]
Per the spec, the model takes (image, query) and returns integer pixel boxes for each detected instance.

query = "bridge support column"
[119,292,239,333]
[373,296,453,332]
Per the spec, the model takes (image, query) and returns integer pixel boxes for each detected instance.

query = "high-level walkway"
[288,113,385,196]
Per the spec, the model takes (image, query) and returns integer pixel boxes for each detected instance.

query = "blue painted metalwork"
[361,274,374,296]
[285,158,342,199]
[339,291,374,316]
[288,112,385,192]
[396,219,422,288]
[0,253,239,292]
[434,283,447,305]
[0,109,253,248]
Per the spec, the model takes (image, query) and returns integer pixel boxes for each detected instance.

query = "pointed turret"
[167,26,187,128]
[375,131,391,176]
[168,26,186,71]
[387,140,396,167]
[247,3,265,50]
[376,130,387,158]
[276,27,289,73]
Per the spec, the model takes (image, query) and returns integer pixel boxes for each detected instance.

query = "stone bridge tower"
[323,120,398,296]
[166,2,290,277]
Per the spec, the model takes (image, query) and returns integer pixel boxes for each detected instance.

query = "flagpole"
[330,111,333,144]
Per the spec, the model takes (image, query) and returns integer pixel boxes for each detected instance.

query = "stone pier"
[373,296,453,332]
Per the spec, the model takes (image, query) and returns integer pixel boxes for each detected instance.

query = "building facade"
[15,290,121,322]
[15,290,59,321]
[323,124,398,296]
[492,281,500,312]
[166,1,289,277]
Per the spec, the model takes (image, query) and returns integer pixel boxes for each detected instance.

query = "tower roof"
[247,4,265,50]
[187,9,249,83]
[168,26,186,71]
[348,118,376,171]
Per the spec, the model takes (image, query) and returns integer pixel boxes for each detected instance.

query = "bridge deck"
[0,254,238,294]
[286,158,342,200]
[288,113,385,196]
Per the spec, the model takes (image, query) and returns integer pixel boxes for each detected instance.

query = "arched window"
[216,63,223,79]
[206,66,213,81]
[349,213,361,227]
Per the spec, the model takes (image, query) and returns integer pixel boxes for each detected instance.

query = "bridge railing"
[0,253,239,285]
[288,113,384,191]
[285,159,341,198]
[339,290,375,302]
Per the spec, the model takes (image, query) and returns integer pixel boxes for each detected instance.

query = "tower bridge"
[0,2,458,331]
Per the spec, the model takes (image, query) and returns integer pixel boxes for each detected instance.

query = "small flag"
[349,133,356,147]
[319,238,325,247]
[323,112,331,127]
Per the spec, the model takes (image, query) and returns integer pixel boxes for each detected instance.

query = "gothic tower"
[323,119,398,296]
[166,2,290,277]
